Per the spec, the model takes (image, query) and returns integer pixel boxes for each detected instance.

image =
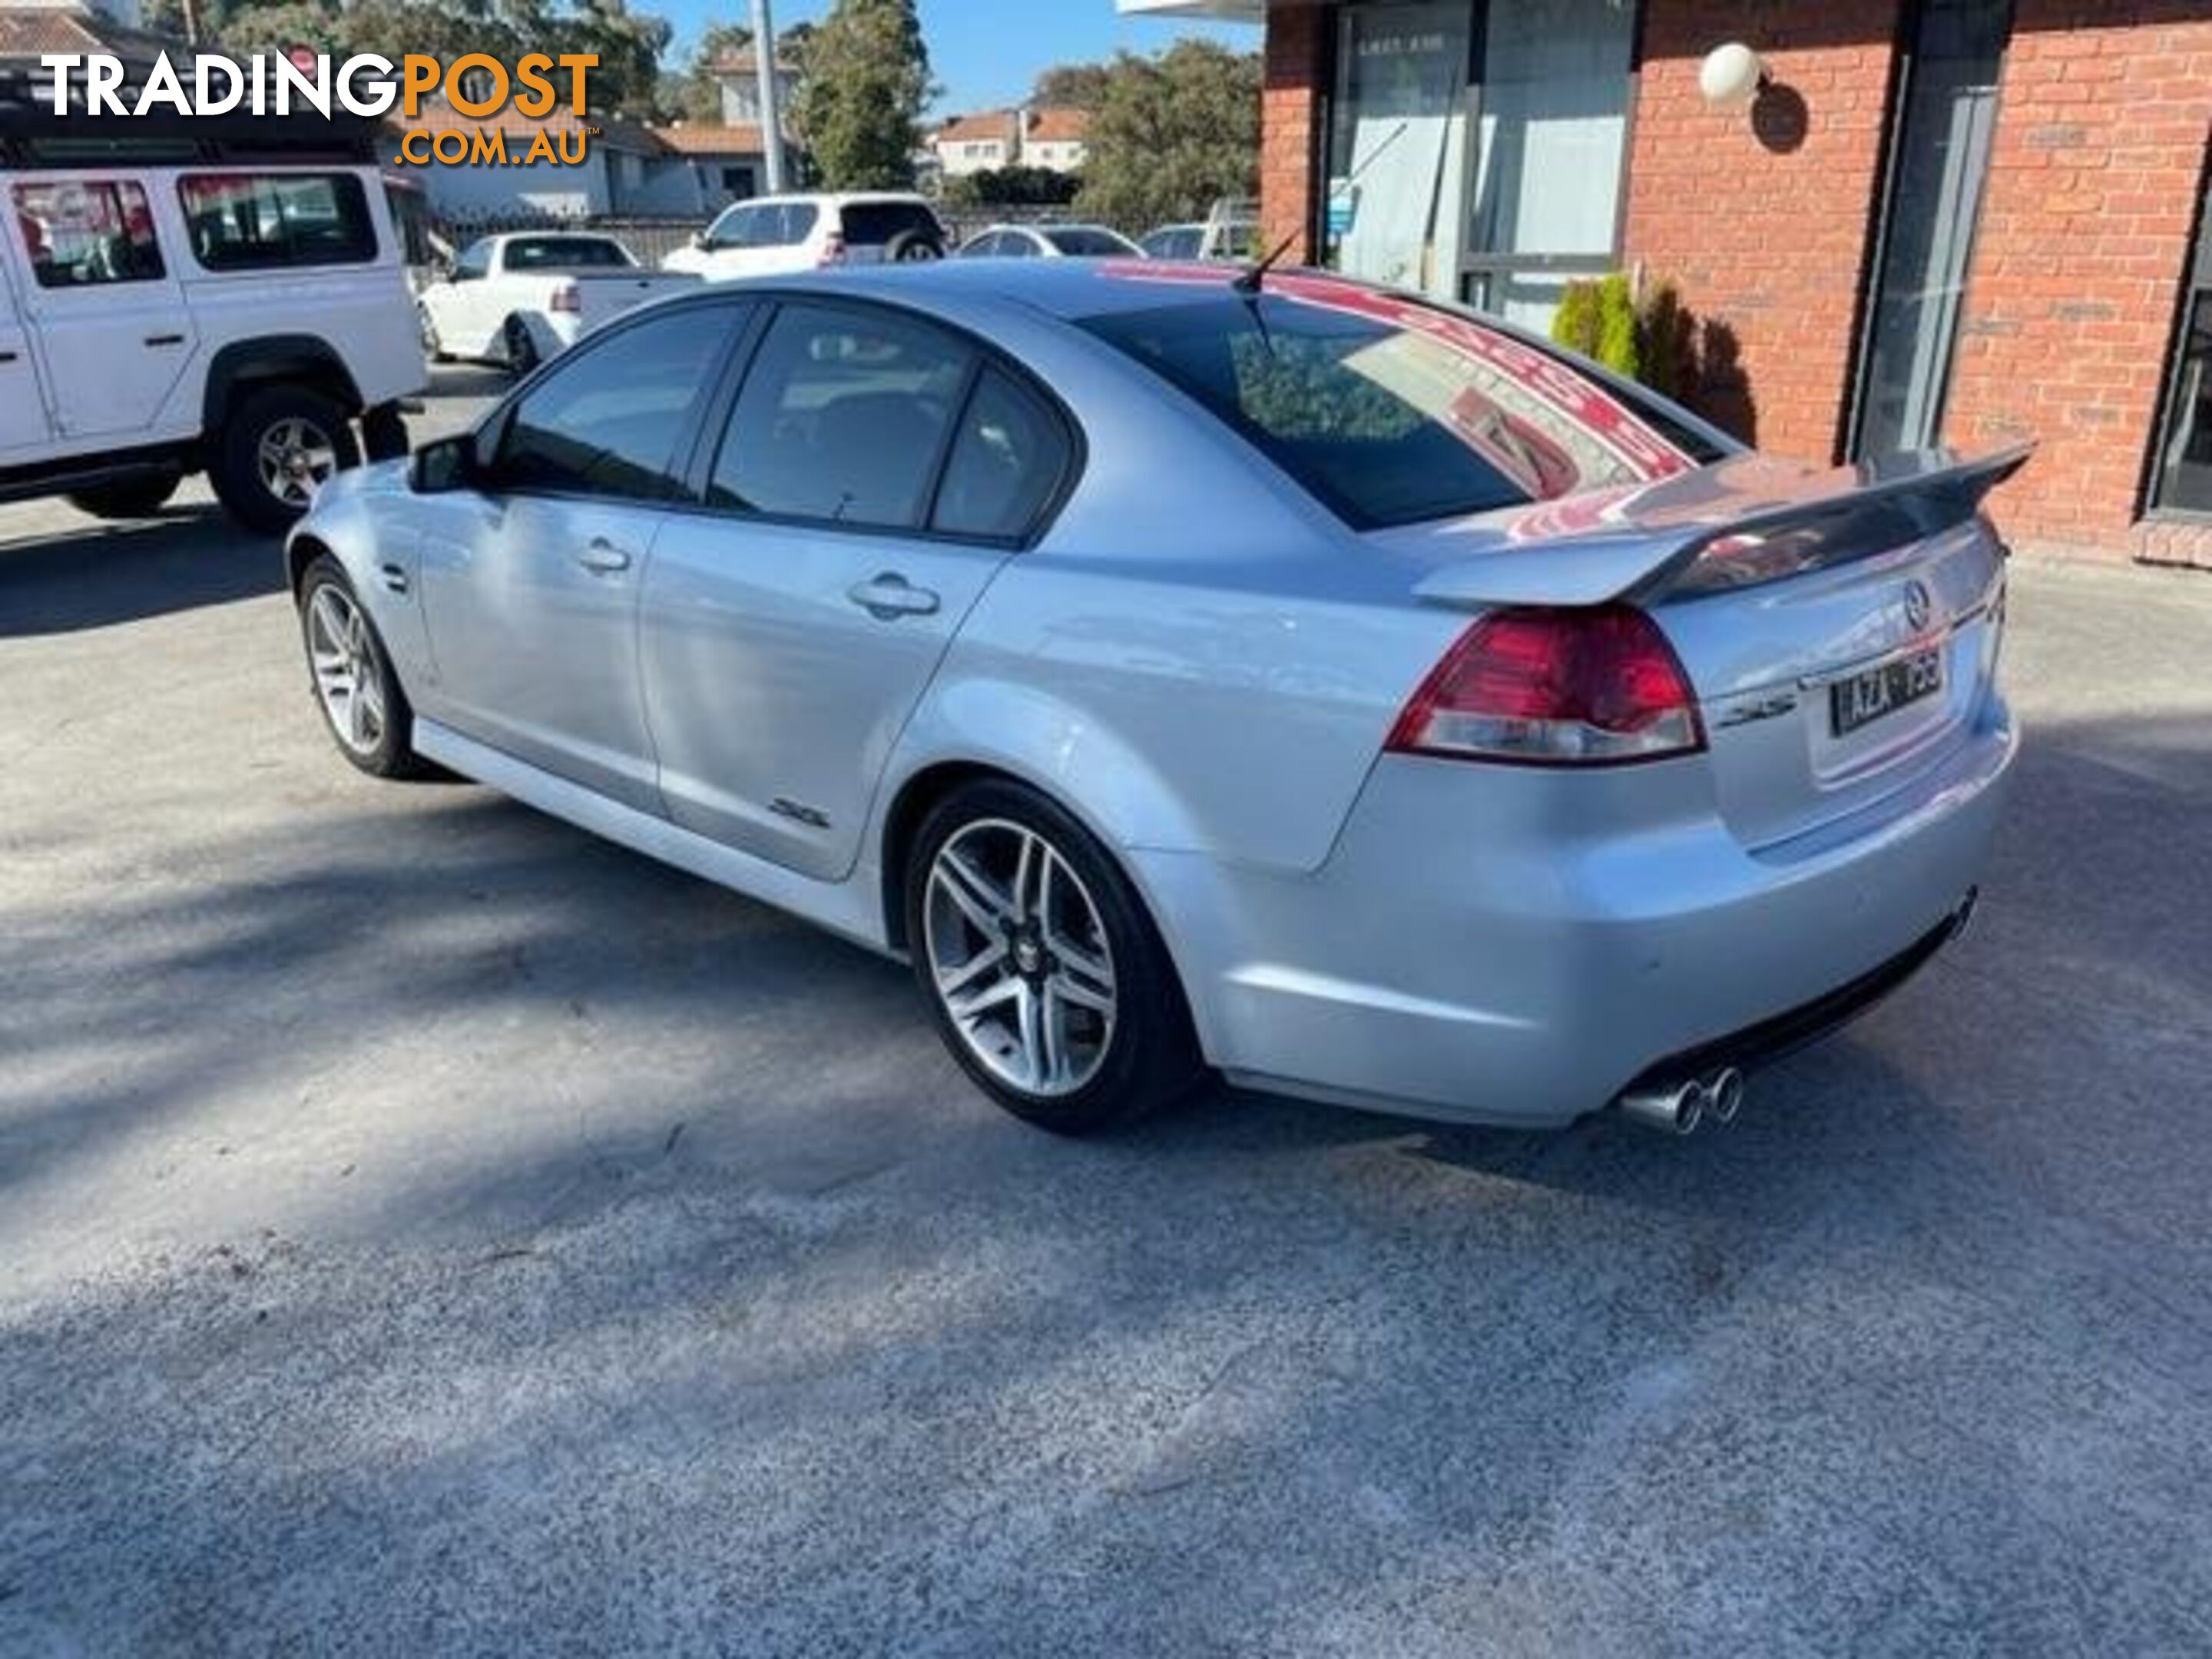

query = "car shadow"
[0,504,283,637]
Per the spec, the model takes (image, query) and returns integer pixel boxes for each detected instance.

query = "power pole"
[750,0,787,194]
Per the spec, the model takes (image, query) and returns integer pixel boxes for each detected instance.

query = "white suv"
[662,193,948,281]
[2,108,425,531]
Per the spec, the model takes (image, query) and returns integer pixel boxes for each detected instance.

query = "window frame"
[175,171,378,273]
[472,295,765,507]
[2145,165,2212,523]
[677,291,1085,551]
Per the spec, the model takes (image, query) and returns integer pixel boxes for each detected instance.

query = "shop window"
[1851,0,2014,457]
[2150,173,2212,515]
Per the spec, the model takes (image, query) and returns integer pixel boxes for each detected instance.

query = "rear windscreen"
[841,203,940,246]
[1043,227,1130,257]
[1079,281,1723,530]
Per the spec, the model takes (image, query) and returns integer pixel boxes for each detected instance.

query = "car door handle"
[846,572,939,620]
[143,333,185,348]
[0,350,17,363]
[575,538,634,575]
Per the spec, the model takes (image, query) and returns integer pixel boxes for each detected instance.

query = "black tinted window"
[178,173,375,270]
[495,308,731,501]
[1081,288,1715,529]
[506,237,631,270]
[710,303,973,528]
[841,202,939,246]
[1043,227,1128,257]
[933,369,1069,540]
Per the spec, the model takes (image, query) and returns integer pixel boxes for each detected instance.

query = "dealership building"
[1124,0,2212,568]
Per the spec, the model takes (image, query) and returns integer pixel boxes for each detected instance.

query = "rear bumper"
[1134,697,2017,1129]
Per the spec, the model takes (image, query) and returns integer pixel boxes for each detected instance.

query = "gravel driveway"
[4,377,2210,1656]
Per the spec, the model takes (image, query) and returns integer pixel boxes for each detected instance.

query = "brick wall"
[1944,5,2212,567]
[1260,3,1328,263]
[1621,3,1903,463]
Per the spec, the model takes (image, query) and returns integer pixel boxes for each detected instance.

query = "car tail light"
[817,232,847,267]
[549,281,581,314]
[1386,604,1706,766]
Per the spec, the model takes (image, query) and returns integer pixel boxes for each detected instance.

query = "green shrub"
[1551,278,1602,359]
[1595,272,1640,382]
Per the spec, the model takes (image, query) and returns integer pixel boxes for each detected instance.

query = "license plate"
[1830,647,1945,737]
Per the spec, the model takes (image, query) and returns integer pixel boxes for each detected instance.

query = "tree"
[1076,41,1258,233]
[1031,61,1111,111]
[664,19,750,126]
[791,0,931,190]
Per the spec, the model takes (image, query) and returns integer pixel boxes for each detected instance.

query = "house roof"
[0,5,180,61]
[1028,108,1089,144]
[935,110,1018,147]
[647,121,767,157]
[933,107,1089,148]
[709,48,796,75]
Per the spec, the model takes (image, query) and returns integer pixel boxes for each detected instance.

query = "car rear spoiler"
[1406,443,2033,611]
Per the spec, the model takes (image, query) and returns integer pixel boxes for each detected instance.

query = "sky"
[662,1,1259,116]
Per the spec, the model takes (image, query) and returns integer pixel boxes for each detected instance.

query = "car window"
[1081,288,1717,531]
[177,173,376,270]
[493,306,735,502]
[453,240,493,281]
[1043,227,1130,257]
[763,203,818,247]
[932,367,1070,541]
[709,302,975,528]
[998,232,1038,260]
[11,180,164,287]
[840,202,939,247]
[1144,228,1200,260]
[959,233,998,259]
[507,237,631,270]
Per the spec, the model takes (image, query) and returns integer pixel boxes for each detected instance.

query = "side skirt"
[413,719,898,959]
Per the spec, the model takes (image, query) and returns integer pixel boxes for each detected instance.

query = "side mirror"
[409,435,478,495]
[691,230,711,251]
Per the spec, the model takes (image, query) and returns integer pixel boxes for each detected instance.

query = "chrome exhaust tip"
[1618,1078,1706,1137]
[1704,1067,1745,1126]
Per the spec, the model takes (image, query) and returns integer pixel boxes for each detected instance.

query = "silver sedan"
[286,261,2020,1136]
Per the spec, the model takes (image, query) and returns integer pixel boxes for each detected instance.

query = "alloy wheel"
[923,818,1118,1097]
[257,416,339,508]
[306,584,387,757]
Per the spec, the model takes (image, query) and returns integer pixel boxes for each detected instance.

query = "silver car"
[288,262,2020,1137]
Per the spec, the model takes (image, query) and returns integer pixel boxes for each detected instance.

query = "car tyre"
[65,469,183,519]
[211,385,359,535]
[885,230,944,263]
[504,315,541,376]
[361,404,410,462]
[296,555,431,780]
[906,778,1204,1135]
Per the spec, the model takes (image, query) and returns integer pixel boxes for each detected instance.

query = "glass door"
[1323,3,1473,300]
[1851,0,2015,457]
[1462,0,1639,331]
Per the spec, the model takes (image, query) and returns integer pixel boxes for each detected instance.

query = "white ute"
[0,75,425,531]
[416,231,700,374]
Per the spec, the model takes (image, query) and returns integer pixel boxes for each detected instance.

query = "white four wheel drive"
[661,194,949,281]
[0,85,425,533]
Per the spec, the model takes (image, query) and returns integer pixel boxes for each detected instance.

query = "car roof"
[768,258,1253,322]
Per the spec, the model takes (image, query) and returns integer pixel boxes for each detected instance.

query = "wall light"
[1699,42,1769,111]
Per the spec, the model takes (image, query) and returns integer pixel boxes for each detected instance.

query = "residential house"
[931,107,1091,177]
